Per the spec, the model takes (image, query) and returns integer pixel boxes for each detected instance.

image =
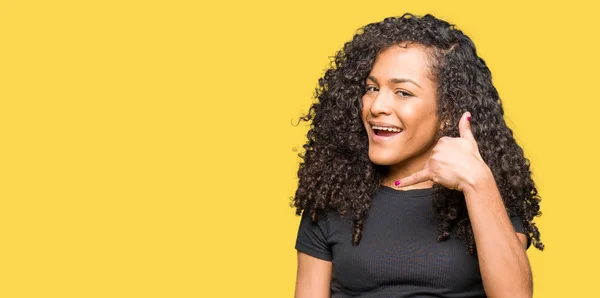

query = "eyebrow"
[367,75,422,89]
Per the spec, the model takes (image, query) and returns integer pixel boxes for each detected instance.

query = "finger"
[459,111,475,141]
[395,169,432,187]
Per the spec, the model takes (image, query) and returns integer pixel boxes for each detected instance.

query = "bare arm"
[396,112,533,297]
[463,165,532,298]
[295,252,332,298]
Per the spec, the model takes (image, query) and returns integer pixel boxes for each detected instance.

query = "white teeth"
[372,125,402,133]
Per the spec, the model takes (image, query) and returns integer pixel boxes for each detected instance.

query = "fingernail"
[394,180,401,187]
[467,115,471,122]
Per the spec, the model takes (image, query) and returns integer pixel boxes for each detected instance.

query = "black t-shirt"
[295,186,530,298]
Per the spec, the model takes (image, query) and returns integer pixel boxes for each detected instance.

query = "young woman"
[292,13,544,297]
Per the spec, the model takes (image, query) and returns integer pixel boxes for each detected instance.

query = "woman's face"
[361,44,441,168]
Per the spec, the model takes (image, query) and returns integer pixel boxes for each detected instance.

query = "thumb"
[459,112,475,140]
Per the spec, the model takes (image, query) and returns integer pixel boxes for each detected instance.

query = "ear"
[439,119,450,130]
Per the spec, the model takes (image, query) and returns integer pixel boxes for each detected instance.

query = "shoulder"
[296,209,341,261]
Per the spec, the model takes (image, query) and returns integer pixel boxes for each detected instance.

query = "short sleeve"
[510,215,531,249]
[295,210,333,261]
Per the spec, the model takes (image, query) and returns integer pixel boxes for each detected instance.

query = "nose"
[369,89,393,116]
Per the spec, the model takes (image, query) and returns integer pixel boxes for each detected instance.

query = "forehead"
[369,44,433,83]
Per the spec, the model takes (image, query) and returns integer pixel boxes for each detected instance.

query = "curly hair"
[292,13,544,255]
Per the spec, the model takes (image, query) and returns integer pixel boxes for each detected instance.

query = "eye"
[396,90,413,97]
[365,85,378,93]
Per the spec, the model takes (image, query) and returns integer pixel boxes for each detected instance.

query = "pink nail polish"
[467,116,471,122]
[394,180,401,187]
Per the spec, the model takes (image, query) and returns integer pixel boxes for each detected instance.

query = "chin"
[368,149,401,166]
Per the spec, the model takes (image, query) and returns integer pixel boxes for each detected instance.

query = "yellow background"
[1,0,599,297]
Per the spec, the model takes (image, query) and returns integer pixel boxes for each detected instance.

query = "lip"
[370,129,402,143]
[368,120,402,129]
[367,119,403,143]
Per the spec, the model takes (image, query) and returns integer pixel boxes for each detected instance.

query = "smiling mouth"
[372,125,403,137]
[375,130,401,137]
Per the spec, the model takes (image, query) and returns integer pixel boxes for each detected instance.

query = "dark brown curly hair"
[292,13,544,255]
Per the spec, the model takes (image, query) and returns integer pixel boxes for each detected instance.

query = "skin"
[361,43,440,190]
[295,43,531,298]
[399,112,532,297]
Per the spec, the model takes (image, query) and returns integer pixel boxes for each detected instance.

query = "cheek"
[398,105,439,141]
[396,104,419,124]
[360,96,370,120]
